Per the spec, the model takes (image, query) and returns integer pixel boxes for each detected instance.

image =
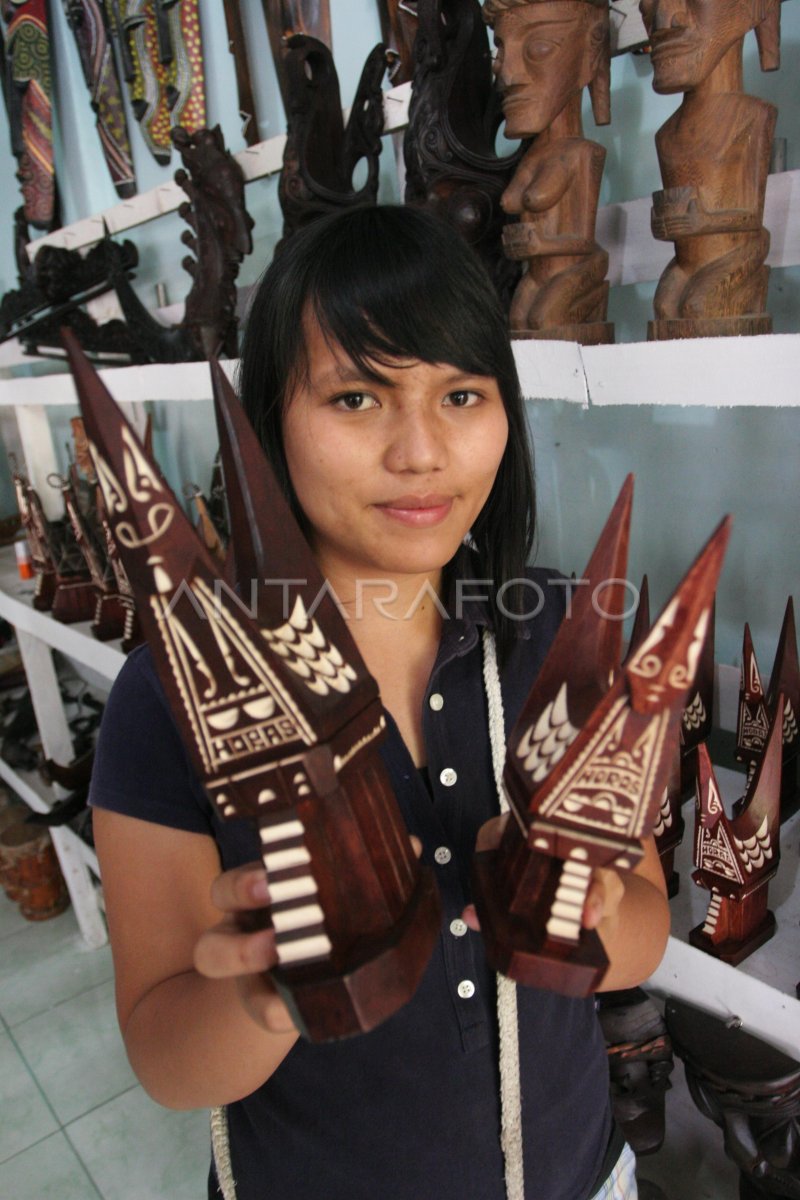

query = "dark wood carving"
[665,997,800,1199]
[10,455,57,610]
[690,710,781,966]
[642,0,782,340]
[109,124,254,362]
[482,0,613,344]
[263,0,332,114]
[277,37,390,245]
[0,218,141,363]
[223,0,259,146]
[472,475,730,996]
[403,0,524,308]
[64,332,441,1042]
[737,603,799,822]
[376,0,418,85]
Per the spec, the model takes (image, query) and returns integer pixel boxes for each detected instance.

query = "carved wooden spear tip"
[624,573,650,664]
[767,596,799,743]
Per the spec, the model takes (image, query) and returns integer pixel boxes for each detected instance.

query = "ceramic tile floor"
[0,890,740,1200]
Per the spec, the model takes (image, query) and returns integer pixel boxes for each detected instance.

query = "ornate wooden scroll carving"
[1,0,56,229]
[64,0,136,198]
[665,997,800,1199]
[277,37,389,245]
[736,602,799,822]
[263,0,332,113]
[403,0,523,308]
[64,333,441,1041]
[690,709,781,966]
[641,0,782,340]
[107,0,206,165]
[110,124,254,362]
[482,0,613,344]
[472,476,730,996]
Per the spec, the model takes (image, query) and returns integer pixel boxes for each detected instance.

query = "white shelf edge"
[2,336,800,409]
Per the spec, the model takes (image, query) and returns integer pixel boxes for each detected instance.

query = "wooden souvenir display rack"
[0,74,798,1049]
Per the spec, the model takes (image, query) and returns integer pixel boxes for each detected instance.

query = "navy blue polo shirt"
[89,566,612,1200]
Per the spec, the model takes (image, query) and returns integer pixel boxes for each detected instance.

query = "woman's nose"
[384,410,448,474]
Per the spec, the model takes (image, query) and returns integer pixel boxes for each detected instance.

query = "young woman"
[89,205,669,1200]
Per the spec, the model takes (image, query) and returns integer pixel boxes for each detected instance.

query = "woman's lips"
[374,495,454,527]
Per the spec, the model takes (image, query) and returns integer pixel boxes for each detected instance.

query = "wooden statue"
[641,0,782,340]
[263,0,332,114]
[482,0,613,344]
[665,997,800,1199]
[737,603,799,821]
[277,37,390,245]
[110,124,254,362]
[472,476,730,996]
[690,709,781,966]
[10,455,57,610]
[403,0,524,309]
[63,331,441,1042]
[680,597,715,799]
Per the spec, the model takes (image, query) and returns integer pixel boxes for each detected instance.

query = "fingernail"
[250,875,270,903]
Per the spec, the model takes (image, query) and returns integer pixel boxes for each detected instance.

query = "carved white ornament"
[516,683,579,783]
[683,692,707,732]
[784,698,798,744]
[262,596,357,696]
[733,815,773,874]
[652,786,673,838]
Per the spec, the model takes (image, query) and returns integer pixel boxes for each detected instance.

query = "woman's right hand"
[193,863,299,1036]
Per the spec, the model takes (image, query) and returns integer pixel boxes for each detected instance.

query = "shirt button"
[439,767,457,787]
[449,918,468,938]
[429,693,444,711]
[434,846,452,865]
[457,980,475,999]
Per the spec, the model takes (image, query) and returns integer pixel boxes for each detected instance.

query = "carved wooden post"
[482,0,613,344]
[641,0,782,340]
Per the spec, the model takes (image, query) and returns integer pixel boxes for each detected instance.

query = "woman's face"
[281,314,509,587]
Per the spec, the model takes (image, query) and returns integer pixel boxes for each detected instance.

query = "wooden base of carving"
[648,315,772,341]
[265,868,440,1041]
[512,321,614,347]
[52,578,97,624]
[90,592,126,641]
[689,889,776,967]
[472,846,608,997]
[32,570,56,611]
[120,603,142,654]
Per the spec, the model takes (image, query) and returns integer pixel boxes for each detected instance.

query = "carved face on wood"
[640,0,770,93]
[491,1,607,136]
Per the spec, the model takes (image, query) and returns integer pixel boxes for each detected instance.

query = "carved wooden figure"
[690,708,781,966]
[641,0,781,340]
[277,37,390,245]
[403,0,523,308]
[110,124,254,362]
[10,456,57,610]
[64,332,441,1041]
[376,0,418,84]
[483,0,613,344]
[680,597,715,798]
[665,997,800,1199]
[54,465,125,641]
[472,476,730,996]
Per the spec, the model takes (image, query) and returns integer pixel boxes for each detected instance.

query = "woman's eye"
[332,392,378,411]
[445,390,480,408]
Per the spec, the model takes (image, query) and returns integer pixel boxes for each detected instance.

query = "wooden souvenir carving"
[0,228,140,363]
[64,0,136,198]
[10,455,57,610]
[277,37,390,245]
[737,603,799,821]
[263,0,331,113]
[472,475,730,996]
[64,332,441,1042]
[376,0,418,85]
[680,597,715,799]
[110,125,254,362]
[690,710,781,966]
[665,997,800,1199]
[596,986,674,1155]
[482,0,613,344]
[403,0,524,308]
[107,0,206,165]
[641,0,781,340]
[184,483,226,566]
[1,0,56,229]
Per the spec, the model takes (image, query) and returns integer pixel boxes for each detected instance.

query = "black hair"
[238,204,536,663]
